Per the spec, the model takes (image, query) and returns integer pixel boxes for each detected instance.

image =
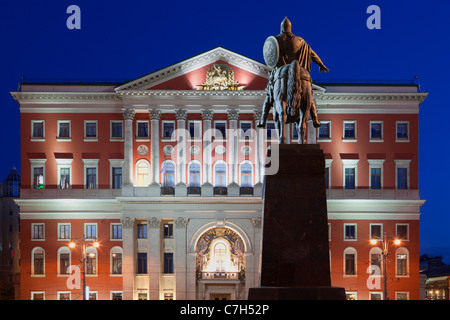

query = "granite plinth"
[248,144,345,300]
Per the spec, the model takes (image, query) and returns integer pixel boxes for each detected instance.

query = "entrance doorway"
[210,294,231,300]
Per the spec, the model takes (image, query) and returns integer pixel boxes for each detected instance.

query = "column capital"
[148,108,162,120]
[121,217,135,229]
[227,108,239,121]
[253,108,263,122]
[175,108,188,120]
[175,217,190,229]
[122,107,136,120]
[252,218,262,229]
[201,108,214,121]
[147,217,161,229]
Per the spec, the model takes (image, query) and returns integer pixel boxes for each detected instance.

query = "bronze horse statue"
[258,59,321,144]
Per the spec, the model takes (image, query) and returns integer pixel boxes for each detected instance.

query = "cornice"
[316,92,428,105]
[11,92,122,104]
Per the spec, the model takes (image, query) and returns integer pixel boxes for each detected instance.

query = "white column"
[148,217,161,300]
[174,217,189,300]
[122,108,135,194]
[252,109,262,185]
[175,108,188,185]
[148,108,161,185]
[201,108,213,185]
[227,108,239,196]
[121,217,136,300]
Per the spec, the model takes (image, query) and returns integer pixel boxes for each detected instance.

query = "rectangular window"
[240,121,252,140]
[86,168,97,189]
[370,121,383,140]
[58,223,71,240]
[112,167,122,189]
[85,224,97,240]
[343,121,356,140]
[370,224,382,240]
[111,121,123,139]
[33,167,44,189]
[112,253,122,274]
[32,121,44,139]
[371,168,381,189]
[345,254,356,275]
[58,292,71,300]
[344,224,356,240]
[325,167,329,189]
[318,122,331,139]
[34,250,44,275]
[137,253,147,274]
[266,122,277,140]
[370,293,382,300]
[111,224,122,240]
[60,168,71,189]
[32,223,45,240]
[214,121,227,140]
[397,254,407,276]
[188,121,202,140]
[397,167,408,189]
[60,253,70,275]
[58,121,71,138]
[86,252,96,275]
[344,168,355,189]
[162,121,175,139]
[164,223,173,239]
[85,121,97,139]
[31,292,44,300]
[111,292,122,300]
[137,121,149,139]
[137,224,147,239]
[396,121,409,141]
[292,123,298,140]
[396,224,409,240]
[164,253,174,274]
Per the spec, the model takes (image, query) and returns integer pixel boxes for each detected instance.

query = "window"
[58,292,71,300]
[85,223,97,240]
[137,253,147,274]
[60,168,70,189]
[111,224,122,240]
[396,224,409,241]
[112,167,122,189]
[162,162,175,187]
[86,168,97,189]
[396,121,409,142]
[396,248,408,276]
[292,122,298,140]
[344,248,356,276]
[325,167,329,189]
[370,292,383,300]
[240,121,252,140]
[111,292,122,300]
[162,121,175,139]
[342,159,358,190]
[318,121,331,140]
[240,163,252,187]
[344,224,356,240]
[33,167,44,189]
[57,121,71,139]
[111,247,122,275]
[58,247,71,275]
[395,160,411,190]
[370,121,383,141]
[111,121,123,140]
[138,293,148,300]
[164,253,174,274]
[189,162,201,187]
[164,223,173,239]
[266,122,277,141]
[31,120,45,140]
[32,247,44,275]
[215,163,227,187]
[396,292,409,300]
[137,223,147,239]
[32,223,45,240]
[188,121,202,140]
[86,247,97,275]
[136,121,149,139]
[214,121,227,140]
[136,160,150,187]
[58,223,71,240]
[343,121,356,140]
[370,224,382,240]
[368,160,384,190]
[84,121,97,141]
[369,247,382,275]
[31,292,45,300]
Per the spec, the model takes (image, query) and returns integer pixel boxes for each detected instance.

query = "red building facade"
[12,47,427,300]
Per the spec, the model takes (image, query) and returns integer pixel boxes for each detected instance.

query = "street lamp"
[68,236,99,300]
[370,232,401,300]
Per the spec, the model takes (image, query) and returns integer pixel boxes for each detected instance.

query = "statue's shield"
[263,36,279,69]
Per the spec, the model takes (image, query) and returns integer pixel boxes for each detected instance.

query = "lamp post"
[370,232,401,300]
[68,236,99,300]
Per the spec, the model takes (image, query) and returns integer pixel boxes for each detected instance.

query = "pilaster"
[174,217,189,299]
[121,217,136,300]
[148,217,161,300]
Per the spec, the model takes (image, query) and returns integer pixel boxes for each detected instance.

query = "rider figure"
[258,17,329,128]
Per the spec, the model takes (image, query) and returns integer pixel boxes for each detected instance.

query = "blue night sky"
[1,1,449,261]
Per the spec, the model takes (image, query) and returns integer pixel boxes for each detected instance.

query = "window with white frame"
[343,121,356,141]
[240,162,253,187]
[31,223,45,240]
[396,248,409,276]
[369,247,383,275]
[368,159,385,190]
[396,292,409,300]
[265,121,277,141]
[110,120,124,141]
[342,159,359,189]
[188,120,202,141]
[111,247,123,275]
[56,158,73,189]
[31,292,45,300]
[85,223,98,240]
[214,121,227,140]
[370,121,383,141]
[188,161,201,187]
[239,121,253,141]
[58,247,71,275]
[370,292,383,300]
[318,121,331,141]
[111,223,122,240]
[58,292,71,300]
[111,291,123,300]
[396,224,409,241]
[31,120,45,140]
[136,120,149,140]
[396,121,409,142]
[135,159,150,187]
[32,247,45,276]
[83,159,99,189]
[57,223,71,240]
[370,223,383,240]
[161,161,175,187]
[86,246,98,275]
[395,160,411,190]
[343,247,357,276]
[162,121,175,140]
[109,159,124,189]
[344,223,357,240]
[214,162,228,187]
[57,120,71,140]
[84,120,98,141]
[325,159,332,189]
[30,159,46,190]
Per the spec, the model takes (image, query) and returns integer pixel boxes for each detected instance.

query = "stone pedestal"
[248,144,345,300]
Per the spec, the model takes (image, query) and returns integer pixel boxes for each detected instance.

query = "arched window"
[214,243,227,272]
[58,247,71,275]
[86,246,97,275]
[343,247,357,276]
[32,247,45,275]
[369,247,383,275]
[215,162,227,187]
[189,162,201,187]
[111,247,123,275]
[162,162,175,187]
[240,163,253,187]
[396,248,409,276]
[136,160,150,187]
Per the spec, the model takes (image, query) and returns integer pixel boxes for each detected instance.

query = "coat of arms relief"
[197,64,244,90]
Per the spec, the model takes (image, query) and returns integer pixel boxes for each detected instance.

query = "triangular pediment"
[115,47,271,91]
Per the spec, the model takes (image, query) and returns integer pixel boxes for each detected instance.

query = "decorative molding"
[252,108,262,121]
[148,108,162,120]
[175,217,190,229]
[251,218,262,229]
[147,217,161,229]
[201,109,214,121]
[11,92,122,104]
[175,108,188,120]
[120,217,135,229]
[122,108,135,120]
[227,108,239,121]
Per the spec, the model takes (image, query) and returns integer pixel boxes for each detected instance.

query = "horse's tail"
[286,60,302,117]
